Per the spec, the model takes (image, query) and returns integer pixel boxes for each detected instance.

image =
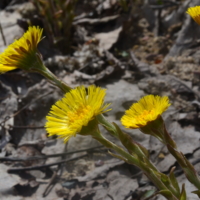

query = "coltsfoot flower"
[121,95,170,129]
[0,26,43,73]
[45,85,111,142]
[186,6,200,25]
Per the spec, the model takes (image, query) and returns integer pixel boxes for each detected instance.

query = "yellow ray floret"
[45,85,111,142]
[186,6,200,25]
[121,95,170,129]
[0,26,43,73]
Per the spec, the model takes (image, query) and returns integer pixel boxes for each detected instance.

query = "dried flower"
[186,6,200,25]
[0,26,43,73]
[45,85,111,142]
[121,95,170,129]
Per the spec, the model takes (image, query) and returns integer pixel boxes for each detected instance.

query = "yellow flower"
[0,26,43,73]
[186,6,200,25]
[45,85,111,142]
[121,95,170,129]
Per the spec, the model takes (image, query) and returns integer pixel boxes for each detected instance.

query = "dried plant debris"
[132,18,173,65]
[0,82,17,151]
[0,163,21,198]
[160,56,200,85]
[58,159,140,200]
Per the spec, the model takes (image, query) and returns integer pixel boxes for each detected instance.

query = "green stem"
[93,132,139,165]
[92,130,179,200]
[30,52,71,93]
[96,114,118,137]
[167,143,200,191]
[38,66,71,93]
[32,66,71,94]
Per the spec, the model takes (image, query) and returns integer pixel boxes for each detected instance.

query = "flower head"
[186,6,200,25]
[0,26,43,73]
[121,95,170,129]
[45,85,111,142]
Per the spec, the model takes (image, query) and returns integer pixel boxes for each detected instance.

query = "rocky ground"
[0,0,200,199]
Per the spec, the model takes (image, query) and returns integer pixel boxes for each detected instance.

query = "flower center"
[67,105,91,124]
[137,109,154,121]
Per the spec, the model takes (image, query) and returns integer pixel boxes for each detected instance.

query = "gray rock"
[0,10,23,50]
[0,81,18,149]
[13,80,61,145]
[167,0,200,57]
[162,0,190,30]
